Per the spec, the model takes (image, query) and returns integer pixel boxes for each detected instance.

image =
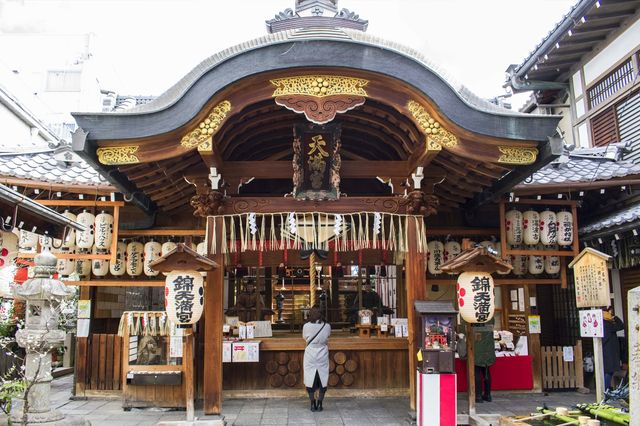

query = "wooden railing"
[541,341,584,390]
[76,333,123,394]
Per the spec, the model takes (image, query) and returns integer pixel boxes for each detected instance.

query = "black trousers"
[306,371,327,401]
[474,366,491,397]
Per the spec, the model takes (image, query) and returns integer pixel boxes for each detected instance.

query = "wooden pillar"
[525,285,543,392]
[466,323,476,415]
[204,216,224,415]
[184,328,195,421]
[406,216,426,410]
[74,285,91,397]
[627,287,640,416]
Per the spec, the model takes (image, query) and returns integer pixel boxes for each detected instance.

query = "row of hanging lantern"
[505,208,573,247]
[427,239,561,276]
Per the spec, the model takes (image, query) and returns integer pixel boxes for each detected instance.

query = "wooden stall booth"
[69,0,565,414]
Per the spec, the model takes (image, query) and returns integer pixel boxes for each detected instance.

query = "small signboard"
[232,341,260,362]
[569,248,611,308]
[579,309,604,338]
[528,315,541,334]
[77,300,91,319]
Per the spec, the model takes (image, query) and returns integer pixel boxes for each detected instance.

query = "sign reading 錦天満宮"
[568,248,611,309]
[293,123,341,201]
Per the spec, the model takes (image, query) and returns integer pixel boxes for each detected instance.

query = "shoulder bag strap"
[306,322,326,346]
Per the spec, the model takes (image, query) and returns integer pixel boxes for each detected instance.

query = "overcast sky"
[0,0,576,106]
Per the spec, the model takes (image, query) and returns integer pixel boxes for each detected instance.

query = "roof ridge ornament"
[266,0,368,33]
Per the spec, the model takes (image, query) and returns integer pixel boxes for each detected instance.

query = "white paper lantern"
[505,209,523,245]
[94,211,114,250]
[161,242,178,276]
[19,230,38,251]
[61,210,76,249]
[39,234,53,252]
[0,231,18,268]
[557,211,573,247]
[510,245,528,276]
[165,270,204,326]
[126,242,144,276]
[57,249,75,276]
[443,241,461,275]
[427,241,445,275]
[539,210,558,246]
[196,241,207,256]
[92,246,109,277]
[528,245,544,275]
[143,241,162,277]
[544,245,561,275]
[76,210,95,249]
[495,244,510,275]
[110,242,127,276]
[523,210,540,245]
[457,271,495,324]
[75,252,91,278]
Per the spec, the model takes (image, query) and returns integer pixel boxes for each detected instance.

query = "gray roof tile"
[0,145,108,186]
[580,203,640,234]
[520,143,640,187]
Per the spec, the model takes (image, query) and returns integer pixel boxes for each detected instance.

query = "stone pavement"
[15,374,596,425]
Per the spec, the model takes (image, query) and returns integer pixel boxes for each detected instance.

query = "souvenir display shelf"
[118,311,190,409]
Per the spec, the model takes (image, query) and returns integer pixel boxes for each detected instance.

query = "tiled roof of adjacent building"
[580,203,640,234]
[0,145,109,186]
[517,143,640,187]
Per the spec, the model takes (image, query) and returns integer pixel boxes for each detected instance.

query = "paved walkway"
[15,374,596,425]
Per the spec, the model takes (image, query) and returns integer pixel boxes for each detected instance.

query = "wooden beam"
[428,278,564,286]
[427,228,499,236]
[0,177,117,195]
[514,178,640,195]
[222,196,410,214]
[216,161,411,179]
[204,217,224,414]
[36,200,125,207]
[118,229,205,236]
[63,280,165,287]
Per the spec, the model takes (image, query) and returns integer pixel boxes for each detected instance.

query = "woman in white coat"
[303,306,331,411]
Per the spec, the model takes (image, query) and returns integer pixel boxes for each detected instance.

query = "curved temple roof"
[73,28,560,143]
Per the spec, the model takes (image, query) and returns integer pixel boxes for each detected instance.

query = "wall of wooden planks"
[76,333,123,393]
[541,341,584,390]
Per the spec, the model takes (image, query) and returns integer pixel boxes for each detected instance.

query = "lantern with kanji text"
[149,243,218,328]
[505,209,523,245]
[557,211,573,246]
[456,272,495,324]
[523,210,540,245]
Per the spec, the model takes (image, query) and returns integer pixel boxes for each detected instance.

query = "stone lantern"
[11,251,84,425]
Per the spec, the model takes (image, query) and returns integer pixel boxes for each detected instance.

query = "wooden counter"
[222,335,409,394]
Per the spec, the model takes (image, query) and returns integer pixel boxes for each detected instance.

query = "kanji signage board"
[569,248,611,309]
[292,123,341,201]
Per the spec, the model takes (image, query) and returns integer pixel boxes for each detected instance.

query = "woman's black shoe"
[310,401,317,412]
[316,400,323,411]
[482,394,492,402]
[475,397,483,403]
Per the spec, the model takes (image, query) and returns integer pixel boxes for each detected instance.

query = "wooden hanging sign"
[568,248,611,308]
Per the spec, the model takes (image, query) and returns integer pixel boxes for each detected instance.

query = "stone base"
[10,409,87,425]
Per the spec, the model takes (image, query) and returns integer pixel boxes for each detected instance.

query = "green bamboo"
[536,407,579,424]
[576,403,630,425]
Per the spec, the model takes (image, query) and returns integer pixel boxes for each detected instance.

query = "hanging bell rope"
[207,212,426,254]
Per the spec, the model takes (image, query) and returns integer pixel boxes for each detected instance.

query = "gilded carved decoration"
[497,146,539,165]
[271,76,368,124]
[270,75,368,97]
[96,146,140,165]
[406,100,458,149]
[180,100,231,151]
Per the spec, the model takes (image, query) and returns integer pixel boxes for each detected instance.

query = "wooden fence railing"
[541,341,584,390]
[76,333,122,394]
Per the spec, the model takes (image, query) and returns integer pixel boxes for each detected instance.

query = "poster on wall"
[579,309,604,338]
[528,315,541,334]
[77,300,91,319]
